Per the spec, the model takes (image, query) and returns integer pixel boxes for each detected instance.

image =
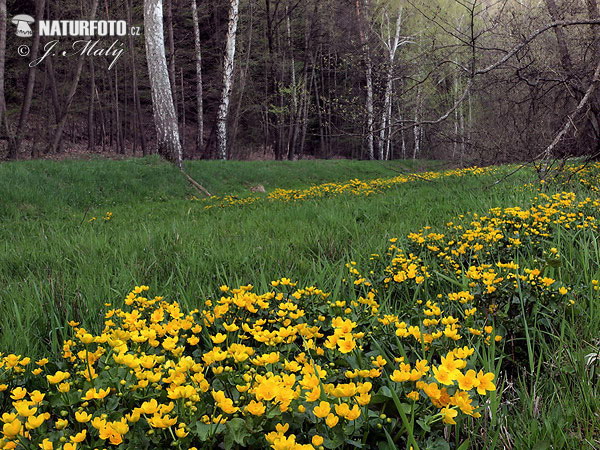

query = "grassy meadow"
[0,157,598,449]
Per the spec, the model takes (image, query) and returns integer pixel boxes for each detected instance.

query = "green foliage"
[0,158,598,448]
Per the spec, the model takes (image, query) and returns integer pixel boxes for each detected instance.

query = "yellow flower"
[39,438,54,449]
[139,399,159,415]
[175,425,189,438]
[335,403,361,420]
[312,435,324,446]
[75,411,92,423]
[223,322,239,332]
[26,413,46,430]
[10,387,27,400]
[456,370,479,391]
[3,419,22,437]
[82,387,110,400]
[313,401,331,418]
[406,391,420,401]
[440,406,458,424]
[47,371,70,384]
[337,336,356,354]
[12,399,34,416]
[433,366,454,386]
[80,334,94,345]
[325,413,339,428]
[245,400,266,416]
[70,429,87,443]
[390,370,410,383]
[475,371,496,394]
[148,414,177,428]
[210,333,227,344]
[29,391,45,404]
[55,419,68,430]
[1,413,18,423]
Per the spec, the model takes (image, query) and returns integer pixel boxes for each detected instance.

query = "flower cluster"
[1,166,598,449]
[201,166,492,209]
[0,273,500,449]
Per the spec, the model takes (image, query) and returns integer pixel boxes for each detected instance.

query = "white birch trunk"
[365,60,375,160]
[144,0,182,167]
[192,0,204,154]
[216,0,240,160]
[453,75,459,158]
[378,11,402,160]
[413,86,421,159]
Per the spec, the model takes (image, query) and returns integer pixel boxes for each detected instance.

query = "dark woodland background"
[1,0,600,163]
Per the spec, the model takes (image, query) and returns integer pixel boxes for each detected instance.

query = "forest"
[1,0,599,163]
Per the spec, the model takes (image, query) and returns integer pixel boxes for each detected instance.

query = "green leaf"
[194,422,224,442]
[531,441,551,450]
[416,418,431,432]
[425,437,450,450]
[456,440,470,450]
[224,418,251,449]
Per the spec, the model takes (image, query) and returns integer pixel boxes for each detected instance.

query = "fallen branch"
[180,168,212,197]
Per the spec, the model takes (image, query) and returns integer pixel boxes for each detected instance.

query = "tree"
[0,0,6,133]
[216,0,241,160]
[8,0,46,158]
[144,0,183,166]
[192,0,204,155]
[355,0,375,160]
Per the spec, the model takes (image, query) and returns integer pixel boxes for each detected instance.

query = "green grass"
[0,156,598,448]
[0,157,524,357]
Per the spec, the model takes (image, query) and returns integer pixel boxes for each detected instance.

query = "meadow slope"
[0,158,598,449]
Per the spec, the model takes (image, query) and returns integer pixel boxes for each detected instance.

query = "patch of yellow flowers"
[202,166,491,209]
[0,274,499,449]
[1,169,598,448]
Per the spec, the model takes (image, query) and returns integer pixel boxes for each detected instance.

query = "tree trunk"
[88,59,95,151]
[231,0,254,154]
[127,0,147,155]
[355,0,374,159]
[0,0,6,131]
[191,0,204,156]
[47,0,99,155]
[165,0,178,107]
[45,57,62,125]
[180,68,186,154]
[545,0,576,83]
[413,86,421,159]
[379,11,402,160]
[114,65,124,154]
[216,0,240,160]
[144,0,183,166]
[9,0,47,158]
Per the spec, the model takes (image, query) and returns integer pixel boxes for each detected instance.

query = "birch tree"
[144,0,183,166]
[216,0,241,160]
[191,0,204,155]
[377,7,408,160]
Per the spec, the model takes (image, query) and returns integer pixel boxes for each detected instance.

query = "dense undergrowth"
[0,159,598,449]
